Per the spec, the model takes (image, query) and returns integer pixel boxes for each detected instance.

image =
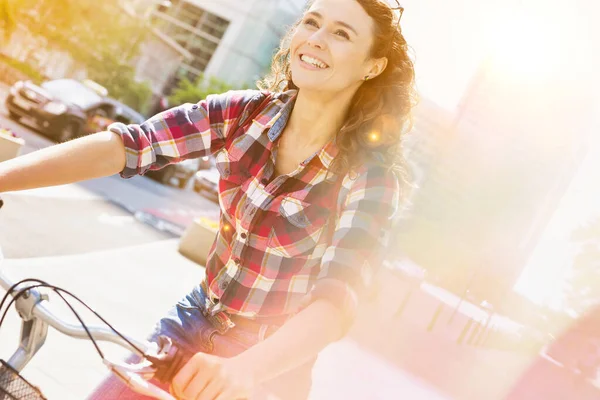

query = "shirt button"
[240,233,247,239]
[261,178,268,185]
[192,104,198,110]
[219,281,229,290]
[234,258,241,265]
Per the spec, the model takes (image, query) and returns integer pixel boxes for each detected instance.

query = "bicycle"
[0,197,189,399]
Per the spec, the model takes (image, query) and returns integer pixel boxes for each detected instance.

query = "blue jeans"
[86,284,315,400]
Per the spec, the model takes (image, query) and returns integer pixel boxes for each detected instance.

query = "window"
[152,0,230,85]
[178,2,205,28]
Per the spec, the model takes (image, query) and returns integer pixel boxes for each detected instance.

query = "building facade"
[136,0,307,93]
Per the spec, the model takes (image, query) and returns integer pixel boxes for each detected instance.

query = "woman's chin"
[291,76,326,92]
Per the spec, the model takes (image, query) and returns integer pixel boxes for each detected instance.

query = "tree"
[168,75,246,106]
[3,0,152,111]
[14,0,146,65]
[88,63,153,114]
[0,0,15,42]
[564,219,600,315]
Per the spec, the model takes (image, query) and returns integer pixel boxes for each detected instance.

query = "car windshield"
[41,79,102,109]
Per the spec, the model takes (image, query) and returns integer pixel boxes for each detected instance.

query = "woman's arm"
[171,300,343,400]
[0,90,265,193]
[0,131,126,193]
[234,299,343,382]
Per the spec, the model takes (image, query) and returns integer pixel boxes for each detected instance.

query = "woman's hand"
[171,352,255,400]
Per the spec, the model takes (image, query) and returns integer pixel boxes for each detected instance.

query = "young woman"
[0,0,416,398]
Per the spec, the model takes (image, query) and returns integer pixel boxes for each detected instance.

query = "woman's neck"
[285,87,358,148]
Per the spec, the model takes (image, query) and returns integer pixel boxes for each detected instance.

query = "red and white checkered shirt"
[109,89,400,329]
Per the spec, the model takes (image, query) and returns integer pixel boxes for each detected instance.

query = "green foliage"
[88,64,153,114]
[168,75,250,106]
[6,0,152,112]
[0,0,15,41]
[0,54,44,83]
[16,0,146,66]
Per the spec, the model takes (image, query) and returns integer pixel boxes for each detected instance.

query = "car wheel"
[56,121,79,142]
[8,111,20,122]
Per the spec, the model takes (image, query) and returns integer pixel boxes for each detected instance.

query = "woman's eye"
[335,30,350,40]
[304,18,318,28]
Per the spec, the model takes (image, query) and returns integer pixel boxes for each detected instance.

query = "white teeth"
[300,55,327,69]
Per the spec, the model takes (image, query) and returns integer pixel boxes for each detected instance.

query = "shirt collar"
[314,138,338,169]
[256,89,297,136]
[259,89,338,170]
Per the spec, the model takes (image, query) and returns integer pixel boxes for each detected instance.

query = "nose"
[307,30,327,50]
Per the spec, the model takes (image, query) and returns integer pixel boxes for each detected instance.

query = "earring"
[364,75,370,81]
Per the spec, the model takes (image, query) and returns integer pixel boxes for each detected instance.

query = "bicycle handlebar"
[0,259,178,399]
[0,197,177,399]
[0,255,152,353]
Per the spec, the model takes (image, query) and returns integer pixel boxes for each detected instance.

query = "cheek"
[290,28,306,52]
[333,49,364,77]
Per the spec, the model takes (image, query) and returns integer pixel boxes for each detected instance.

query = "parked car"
[104,98,146,125]
[144,158,202,189]
[5,79,123,142]
[192,158,219,203]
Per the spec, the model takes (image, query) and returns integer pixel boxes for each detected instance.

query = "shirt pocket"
[267,196,331,258]
[215,149,250,215]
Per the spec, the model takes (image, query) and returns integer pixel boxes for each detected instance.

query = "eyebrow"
[305,11,358,36]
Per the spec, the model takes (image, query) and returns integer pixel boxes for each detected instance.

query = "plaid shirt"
[109,90,399,329]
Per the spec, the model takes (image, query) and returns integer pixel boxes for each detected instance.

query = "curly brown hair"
[258,0,418,194]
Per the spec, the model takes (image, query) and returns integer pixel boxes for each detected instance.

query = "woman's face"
[290,0,382,94]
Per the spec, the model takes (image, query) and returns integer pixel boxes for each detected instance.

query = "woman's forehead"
[306,0,374,36]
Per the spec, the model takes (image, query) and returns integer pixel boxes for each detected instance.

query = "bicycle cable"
[0,279,147,360]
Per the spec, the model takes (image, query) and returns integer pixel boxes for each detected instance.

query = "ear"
[366,57,388,79]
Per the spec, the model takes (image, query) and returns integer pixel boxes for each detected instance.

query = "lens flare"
[368,131,381,143]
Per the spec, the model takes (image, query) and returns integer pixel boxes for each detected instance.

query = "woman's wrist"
[229,300,343,385]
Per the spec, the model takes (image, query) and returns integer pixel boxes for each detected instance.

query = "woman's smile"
[298,53,331,70]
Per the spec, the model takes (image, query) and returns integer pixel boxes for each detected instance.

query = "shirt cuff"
[108,122,146,179]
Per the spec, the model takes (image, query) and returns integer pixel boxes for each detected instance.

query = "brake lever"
[144,335,192,384]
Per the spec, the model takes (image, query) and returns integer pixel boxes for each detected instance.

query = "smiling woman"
[0,1,418,399]
[260,0,417,184]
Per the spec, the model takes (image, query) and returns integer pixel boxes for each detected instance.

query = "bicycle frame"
[0,247,176,400]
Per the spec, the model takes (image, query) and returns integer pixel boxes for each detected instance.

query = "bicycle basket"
[0,360,46,400]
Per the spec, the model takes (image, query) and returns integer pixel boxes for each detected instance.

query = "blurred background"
[0,0,599,399]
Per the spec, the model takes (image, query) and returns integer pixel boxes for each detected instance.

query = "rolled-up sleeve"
[108,89,261,178]
[300,165,400,335]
